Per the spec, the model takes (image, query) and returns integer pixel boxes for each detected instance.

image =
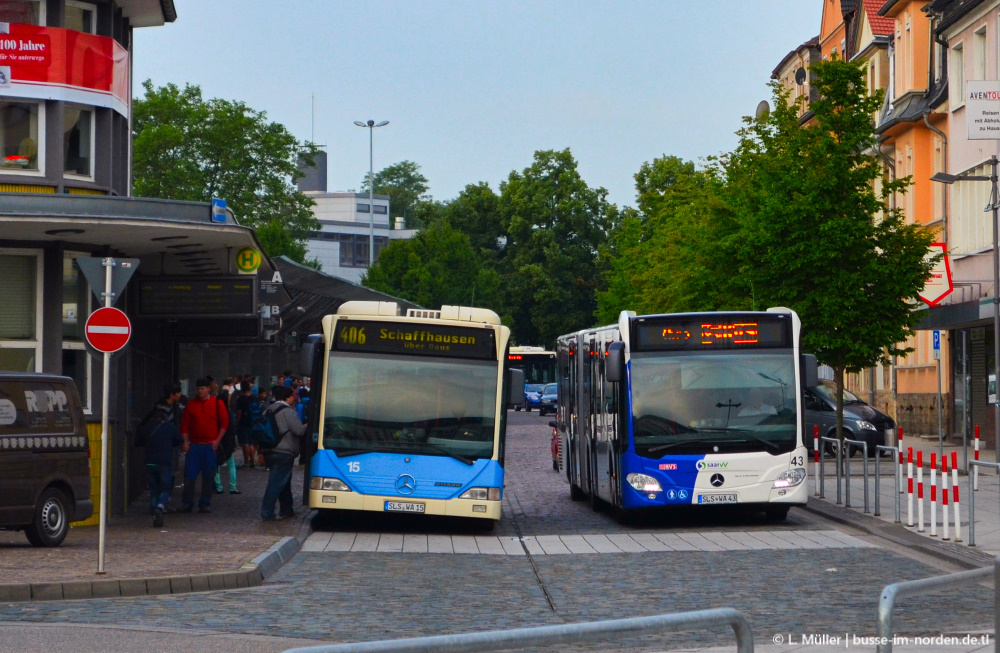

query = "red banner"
[0,24,129,117]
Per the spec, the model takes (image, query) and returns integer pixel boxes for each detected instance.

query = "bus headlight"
[310,477,352,492]
[459,487,501,501]
[772,468,806,489]
[626,473,662,493]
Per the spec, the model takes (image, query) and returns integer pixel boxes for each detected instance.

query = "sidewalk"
[0,454,311,601]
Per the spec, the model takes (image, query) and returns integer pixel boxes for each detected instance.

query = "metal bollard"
[967,460,1000,547]
[843,438,869,513]
[820,436,842,504]
[875,445,900,523]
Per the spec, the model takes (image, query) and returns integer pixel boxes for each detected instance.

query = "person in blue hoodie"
[137,410,183,527]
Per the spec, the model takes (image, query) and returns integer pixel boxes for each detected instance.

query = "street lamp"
[932,155,999,463]
[354,119,389,268]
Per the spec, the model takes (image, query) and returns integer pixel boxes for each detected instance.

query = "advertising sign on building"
[966,81,1000,140]
[0,23,129,116]
[919,243,954,307]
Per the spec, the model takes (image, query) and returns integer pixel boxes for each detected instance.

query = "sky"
[133,1,823,211]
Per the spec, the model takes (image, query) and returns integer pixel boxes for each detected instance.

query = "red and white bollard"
[930,453,937,537]
[974,425,981,492]
[813,424,820,495]
[907,447,914,527]
[941,456,950,541]
[952,451,962,542]
[898,427,905,494]
[917,450,924,532]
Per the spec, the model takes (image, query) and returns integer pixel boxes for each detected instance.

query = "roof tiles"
[865,0,895,34]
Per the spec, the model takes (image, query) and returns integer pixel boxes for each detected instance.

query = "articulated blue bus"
[299,301,521,525]
[555,308,818,521]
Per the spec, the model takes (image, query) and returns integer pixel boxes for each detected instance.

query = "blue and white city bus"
[555,308,818,521]
[298,301,522,525]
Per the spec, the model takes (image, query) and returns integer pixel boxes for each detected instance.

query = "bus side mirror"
[802,354,819,388]
[508,369,525,405]
[606,341,625,383]
[299,335,322,378]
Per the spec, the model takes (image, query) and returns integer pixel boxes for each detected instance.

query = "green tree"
[132,80,319,264]
[499,149,618,346]
[361,160,429,228]
[363,221,500,310]
[439,182,504,259]
[721,58,937,440]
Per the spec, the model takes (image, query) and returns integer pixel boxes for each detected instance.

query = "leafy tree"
[363,221,500,310]
[721,58,937,440]
[498,149,618,346]
[132,80,319,264]
[439,182,504,259]
[361,160,429,228]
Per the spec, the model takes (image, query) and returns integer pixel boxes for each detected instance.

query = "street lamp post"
[354,119,389,268]
[932,156,1000,463]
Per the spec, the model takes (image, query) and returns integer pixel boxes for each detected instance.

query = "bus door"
[592,337,611,503]
[564,336,581,485]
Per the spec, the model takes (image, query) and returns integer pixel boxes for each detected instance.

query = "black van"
[0,373,93,546]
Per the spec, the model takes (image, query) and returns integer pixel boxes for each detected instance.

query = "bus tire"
[25,487,70,548]
[569,481,586,501]
[764,506,789,522]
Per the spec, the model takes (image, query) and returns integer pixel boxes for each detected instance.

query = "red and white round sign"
[85,307,131,353]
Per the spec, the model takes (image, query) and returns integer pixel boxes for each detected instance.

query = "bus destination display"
[334,320,496,359]
[634,315,790,351]
[137,277,256,318]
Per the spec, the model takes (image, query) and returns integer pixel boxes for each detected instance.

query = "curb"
[801,495,996,570]
[0,513,315,603]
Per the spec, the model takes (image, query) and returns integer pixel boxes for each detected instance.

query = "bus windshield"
[322,352,499,461]
[629,352,797,456]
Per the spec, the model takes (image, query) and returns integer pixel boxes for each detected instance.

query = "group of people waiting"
[135,372,310,528]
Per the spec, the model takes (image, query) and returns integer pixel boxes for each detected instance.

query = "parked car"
[516,384,544,412]
[804,380,895,458]
[549,420,559,471]
[539,383,558,416]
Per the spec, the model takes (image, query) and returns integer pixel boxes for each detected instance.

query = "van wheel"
[25,488,70,547]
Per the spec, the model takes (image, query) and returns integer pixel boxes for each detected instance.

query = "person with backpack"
[135,410,183,527]
[261,385,307,521]
[180,377,230,513]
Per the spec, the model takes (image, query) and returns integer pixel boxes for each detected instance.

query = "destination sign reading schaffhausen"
[334,320,496,359]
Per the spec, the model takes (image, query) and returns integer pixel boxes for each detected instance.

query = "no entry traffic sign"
[85,307,131,353]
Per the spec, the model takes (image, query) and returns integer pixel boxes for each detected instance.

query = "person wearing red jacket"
[179,377,229,513]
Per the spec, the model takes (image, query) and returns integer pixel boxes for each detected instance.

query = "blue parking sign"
[933,330,940,350]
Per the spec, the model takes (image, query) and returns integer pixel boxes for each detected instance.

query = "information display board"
[633,314,791,351]
[333,319,496,360]
[137,277,256,318]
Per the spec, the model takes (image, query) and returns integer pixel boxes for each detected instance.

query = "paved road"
[0,410,993,652]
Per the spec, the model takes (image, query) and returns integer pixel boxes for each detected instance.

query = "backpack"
[252,403,289,450]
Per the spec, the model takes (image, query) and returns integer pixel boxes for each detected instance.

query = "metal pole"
[937,340,943,462]
[368,124,374,268]
[992,155,999,466]
[97,258,113,574]
[963,330,969,472]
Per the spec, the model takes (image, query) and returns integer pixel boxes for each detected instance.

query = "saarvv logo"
[696,460,729,471]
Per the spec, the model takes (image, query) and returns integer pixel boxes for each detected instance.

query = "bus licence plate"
[385,501,426,513]
[698,493,738,504]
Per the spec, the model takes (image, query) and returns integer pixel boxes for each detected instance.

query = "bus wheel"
[764,506,789,522]
[569,481,586,501]
[25,488,70,547]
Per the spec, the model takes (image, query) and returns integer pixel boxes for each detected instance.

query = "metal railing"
[819,436,843,505]
[280,608,755,653]
[875,557,999,653]
[843,438,870,513]
[874,445,901,523]
[968,460,1000,547]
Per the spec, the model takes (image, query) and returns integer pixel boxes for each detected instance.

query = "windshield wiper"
[332,447,372,458]
[698,428,783,452]
[643,438,717,454]
[411,441,476,466]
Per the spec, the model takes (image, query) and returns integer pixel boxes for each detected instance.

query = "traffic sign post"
[934,330,943,462]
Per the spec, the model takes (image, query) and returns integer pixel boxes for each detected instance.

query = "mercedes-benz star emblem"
[710,474,725,487]
[395,474,416,495]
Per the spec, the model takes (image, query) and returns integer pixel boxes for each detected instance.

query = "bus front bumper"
[308,490,502,520]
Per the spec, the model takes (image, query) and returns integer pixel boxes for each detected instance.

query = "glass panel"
[63,107,92,176]
[64,4,93,33]
[0,0,39,24]
[323,353,498,460]
[62,348,88,408]
[63,256,89,341]
[629,352,798,455]
[0,348,35,372]
[0,254,36,339]
[356,203,370,213]
[0,102,39,171]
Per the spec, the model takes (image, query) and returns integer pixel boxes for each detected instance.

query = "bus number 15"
[347,461,360,473]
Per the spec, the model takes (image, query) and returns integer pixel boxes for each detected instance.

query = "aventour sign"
[966,81,1000,139]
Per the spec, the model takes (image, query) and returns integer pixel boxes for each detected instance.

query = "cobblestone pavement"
[0,453,307,583]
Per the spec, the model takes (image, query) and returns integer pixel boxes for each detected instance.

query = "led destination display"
[633,314,790,351]
[137,278,256,318]
[334,320,496,359]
